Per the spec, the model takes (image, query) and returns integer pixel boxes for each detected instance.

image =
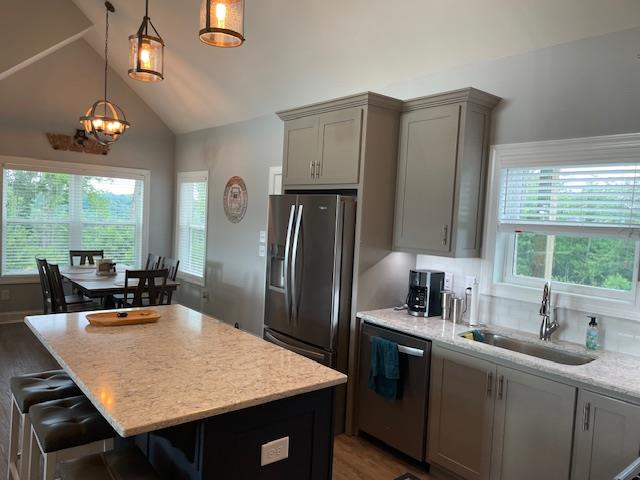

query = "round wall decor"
[223,176,248,223]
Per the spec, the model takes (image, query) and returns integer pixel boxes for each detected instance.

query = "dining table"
[62,265,179,308]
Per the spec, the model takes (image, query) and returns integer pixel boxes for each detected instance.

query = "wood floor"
[0,322,433,480]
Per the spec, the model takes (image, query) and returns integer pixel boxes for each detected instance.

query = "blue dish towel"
[368,336,400,400]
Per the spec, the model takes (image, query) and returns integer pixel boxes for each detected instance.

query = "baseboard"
[0,309,40,324]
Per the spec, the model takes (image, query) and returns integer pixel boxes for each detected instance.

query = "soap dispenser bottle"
[586,315,599,351]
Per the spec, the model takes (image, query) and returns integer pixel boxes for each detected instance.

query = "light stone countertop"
[358,308,640,403]
[25,304,346,437]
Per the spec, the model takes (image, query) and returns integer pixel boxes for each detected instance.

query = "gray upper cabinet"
[490,366,576,480]
[572,390,640,480]
[282,116,320,185]
[277,93,401,188]
[317,108,362,184]
[428,345,495,480]
[393,88,500,257]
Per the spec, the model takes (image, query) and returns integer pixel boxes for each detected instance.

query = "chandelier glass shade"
[199,0,245,48]
[129,0,164,82]
[80,2,130,145]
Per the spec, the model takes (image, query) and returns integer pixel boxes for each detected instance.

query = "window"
[176,171,208,284]
[482,134,640,317]
[1,158,149,277]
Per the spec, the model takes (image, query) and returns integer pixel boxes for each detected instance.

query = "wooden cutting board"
[86,310,160,327]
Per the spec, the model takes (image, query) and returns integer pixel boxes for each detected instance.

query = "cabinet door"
[394,104,461,254]
[572,390,640,480]
[490,366,576,480]
[428,345,495,480]
[283,116,319,186]
[317,108,362,184]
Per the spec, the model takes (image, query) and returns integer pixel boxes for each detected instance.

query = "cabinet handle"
[310,161,315,178]
[497,375,504,400]
[315,162,321,178]
[582,402,591,431]
[486,372,493,397]
[442,225,448,246]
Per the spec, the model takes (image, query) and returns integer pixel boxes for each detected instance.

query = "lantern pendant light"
[80,2,130,145]
[199,0,245,48]
[129,0,165,82]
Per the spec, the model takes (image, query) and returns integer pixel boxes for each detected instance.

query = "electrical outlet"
[444,272,453,292]
[258,245,266,257]
[0,289,10,301]
[465,276,477,289]
[260,436,289,467]
[259,230,266,243]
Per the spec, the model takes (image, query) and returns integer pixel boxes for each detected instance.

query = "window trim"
[480,134,640,321]
[0,155,151,284]
[174,170,209,287]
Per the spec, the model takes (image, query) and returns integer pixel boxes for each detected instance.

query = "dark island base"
[117,387,336,480]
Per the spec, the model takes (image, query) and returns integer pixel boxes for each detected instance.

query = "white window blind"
[2,166,145,275]
[498,163,640,235]
[176,172,208,282]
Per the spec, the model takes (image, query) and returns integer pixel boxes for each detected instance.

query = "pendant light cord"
[104,3,110,110]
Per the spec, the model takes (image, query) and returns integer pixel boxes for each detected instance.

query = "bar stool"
[28,395,115,480]
[7,370,81,480]
[60,448,160,480]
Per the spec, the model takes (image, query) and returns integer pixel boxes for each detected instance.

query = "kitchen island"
[25,304,346,480]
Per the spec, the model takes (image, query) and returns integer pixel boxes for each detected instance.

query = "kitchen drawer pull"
[368,338,424,357]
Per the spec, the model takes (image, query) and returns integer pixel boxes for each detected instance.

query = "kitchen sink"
[461,331,596,366]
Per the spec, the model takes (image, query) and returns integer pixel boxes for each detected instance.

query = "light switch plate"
[444,272,453,292]
[259,230,266,243]
[260,436,289,467]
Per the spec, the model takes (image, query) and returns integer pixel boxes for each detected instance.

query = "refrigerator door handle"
[264,330,326,363]
[291,204,303,325]
[283,205,296,323]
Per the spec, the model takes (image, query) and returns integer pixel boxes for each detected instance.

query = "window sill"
[0,275,40,285]
[177,273,205,288]
[482,281,640,322]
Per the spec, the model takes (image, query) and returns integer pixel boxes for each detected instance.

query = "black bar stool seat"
[10,370,81,413]
[30,395,115,453]
[60,448,160,480]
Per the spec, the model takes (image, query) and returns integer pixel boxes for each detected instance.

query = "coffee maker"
[407,269,445,317]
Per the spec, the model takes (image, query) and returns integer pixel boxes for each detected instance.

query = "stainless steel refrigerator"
[264,194,356,378]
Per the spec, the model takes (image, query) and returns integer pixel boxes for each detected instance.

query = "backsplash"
[415,255,640,357]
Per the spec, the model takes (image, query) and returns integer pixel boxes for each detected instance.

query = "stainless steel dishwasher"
[357,322,431,461]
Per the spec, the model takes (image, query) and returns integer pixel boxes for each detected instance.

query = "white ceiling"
[71,0,640,134]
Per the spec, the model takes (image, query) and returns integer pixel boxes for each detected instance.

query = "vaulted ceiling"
[64,1,640,133]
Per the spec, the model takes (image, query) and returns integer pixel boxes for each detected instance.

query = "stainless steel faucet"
[539,281,559,341]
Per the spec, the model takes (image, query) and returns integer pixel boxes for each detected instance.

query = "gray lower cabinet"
[490,366,576,480]
[429,346,576,480]
[428,345,495,480]
[572,390,640,480]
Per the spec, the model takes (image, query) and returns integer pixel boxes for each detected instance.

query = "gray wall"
[174,115,283,335]
[173,26,640,337]
[0,39,175,315]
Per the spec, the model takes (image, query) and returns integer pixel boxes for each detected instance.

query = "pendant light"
[199,0,245,48]
[129,0,165,82]
[80,2,130,145]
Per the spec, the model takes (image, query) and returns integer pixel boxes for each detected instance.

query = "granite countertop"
[25,304,346,437]
[358,308,640,403]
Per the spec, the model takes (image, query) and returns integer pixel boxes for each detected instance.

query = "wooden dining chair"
[120,269,171,308]
[69,250,104,266]
[145,253,162,270]
[35,258,54,314]
[46,263,100,313]
[160,257,180,304]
